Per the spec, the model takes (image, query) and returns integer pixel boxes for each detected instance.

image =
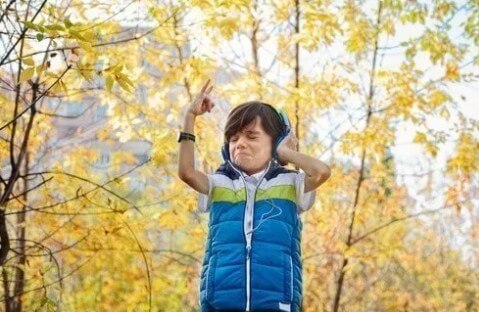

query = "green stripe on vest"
[211,185,296,203]
[256,185,296,202]
[211,187,247,203]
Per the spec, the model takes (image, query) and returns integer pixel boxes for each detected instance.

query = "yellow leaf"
[158,209,188,230]
[446,132,479,177]
[413,132,427,143]
[151,132,171,167]
[151,146,168,167]
[445,61,460,81]
[382,18,395,36]
[439,107,450,119]
[96,127,111,141]
[429,90,449,108]
[78,40,92,51]
[425,142,438,157]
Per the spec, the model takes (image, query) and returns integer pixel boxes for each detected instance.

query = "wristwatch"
[177,131,196,143]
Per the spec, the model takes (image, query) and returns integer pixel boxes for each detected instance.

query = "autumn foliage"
[0,0,478,311]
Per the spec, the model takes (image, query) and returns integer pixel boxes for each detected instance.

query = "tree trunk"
[332,1,382,311]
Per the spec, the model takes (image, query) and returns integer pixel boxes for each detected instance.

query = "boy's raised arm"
[177,79,215,195]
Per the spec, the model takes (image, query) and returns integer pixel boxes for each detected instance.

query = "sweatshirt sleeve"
[295,170,317,214]
[197,174,214,213]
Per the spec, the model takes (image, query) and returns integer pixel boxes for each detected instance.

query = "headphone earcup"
[274,111,291,166]
[221,143,229,162]
[273,133,287,165]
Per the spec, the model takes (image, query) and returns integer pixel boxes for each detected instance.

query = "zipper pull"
[246,245,251,260]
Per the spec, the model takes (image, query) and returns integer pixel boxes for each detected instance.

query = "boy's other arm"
[279,148,331,193]
[294,151,330,193]
[178,111,209,195]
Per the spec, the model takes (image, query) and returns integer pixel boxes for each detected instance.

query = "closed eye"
[230,136,257,141]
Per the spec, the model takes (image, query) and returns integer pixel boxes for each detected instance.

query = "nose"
[235,136,247,150]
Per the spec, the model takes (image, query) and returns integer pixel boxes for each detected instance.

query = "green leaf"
[109,64,122,74]
[45,24,65,31]
[36,64,44,76]
[106,75,114,92]
[36,33,44,41]
[59,80,67,94]
[117,72,134,88]
[79,68,93,83]
[36,296,48,311]
[116,76,132,93]
[48,5,55,17]
[45,71,57,78]
[22,21,37,30]
[23,57,34,66]
[19,67,35,83]
[64,16,73,28]
[69,29,87,41]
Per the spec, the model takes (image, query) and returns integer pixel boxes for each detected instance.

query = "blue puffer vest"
[199,159,304,312]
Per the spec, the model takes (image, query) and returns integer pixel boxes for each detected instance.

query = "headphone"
[221,103,291,166]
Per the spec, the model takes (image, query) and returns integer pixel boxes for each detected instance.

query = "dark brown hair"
[224,101,283,144]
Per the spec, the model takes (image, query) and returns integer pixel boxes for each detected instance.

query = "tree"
[1,0,478,311]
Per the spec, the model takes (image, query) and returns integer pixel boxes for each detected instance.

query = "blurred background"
[0,0,478,311]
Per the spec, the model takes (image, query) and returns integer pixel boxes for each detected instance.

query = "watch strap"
[178,131,196,142]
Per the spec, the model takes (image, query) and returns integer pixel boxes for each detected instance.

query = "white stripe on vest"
[279,301,291,312]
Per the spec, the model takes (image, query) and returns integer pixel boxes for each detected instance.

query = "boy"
[178,79,331,312]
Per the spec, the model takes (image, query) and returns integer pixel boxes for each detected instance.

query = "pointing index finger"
[201,79,211,93]
[205,85,213,94]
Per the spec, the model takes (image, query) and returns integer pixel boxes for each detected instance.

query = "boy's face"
[229,116,272,175]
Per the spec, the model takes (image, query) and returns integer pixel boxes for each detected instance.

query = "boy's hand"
[187,79,215,116]
[276,131,298,165]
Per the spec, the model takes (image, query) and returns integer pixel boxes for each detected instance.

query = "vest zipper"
[236,171,251,311]
[248,168,269,310]
[227,159,272,312]
[246,244,251,311]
